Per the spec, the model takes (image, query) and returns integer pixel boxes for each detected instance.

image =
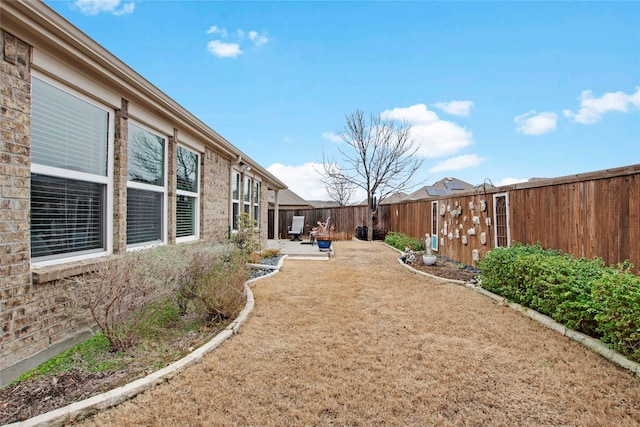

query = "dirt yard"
[78,240,639,426]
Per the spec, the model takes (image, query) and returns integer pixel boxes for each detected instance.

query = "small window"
[253,181,260,224]
[231,171,241,230]
[493,193,510,247]
[243,176,252,215]
[127,123,166,246]
[176,146,199,240]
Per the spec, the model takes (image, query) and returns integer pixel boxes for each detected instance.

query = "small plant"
[230,212,260,256]
[11,333,128,385]
[260,248,281,259]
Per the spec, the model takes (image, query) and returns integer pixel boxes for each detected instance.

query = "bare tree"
[322,110,423,240]
[322,164,356,206]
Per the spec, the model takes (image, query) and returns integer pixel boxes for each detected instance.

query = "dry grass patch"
[80,240,639,426]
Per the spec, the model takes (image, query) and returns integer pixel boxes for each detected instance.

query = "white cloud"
[249,31,269,47]
[267,163,330,200]
[496,177,529,186]
[433,100,474,117]
[563,87,640,124]
[206,26,268,58]
[321,132,342,143]
[428,154,484,174]
[381,104,473,158]
[514,111,558,135]
[74,0,134,15]
[207,40,242,58]
[206,26,227,37]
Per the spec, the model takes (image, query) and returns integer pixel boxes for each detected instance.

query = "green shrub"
[593,268,640,362]
[479,243,640,362]
[384,231,424,252]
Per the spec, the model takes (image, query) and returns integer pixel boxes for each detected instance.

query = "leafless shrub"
[71,242,250,351]
[71,245,189,351]
[178,246,249,323]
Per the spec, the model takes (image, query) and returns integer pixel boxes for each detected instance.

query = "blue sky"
[44,0,640,201]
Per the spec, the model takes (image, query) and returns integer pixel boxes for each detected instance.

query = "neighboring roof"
[308,200,342,209]
[0,0,287,191]
[268,189,312,208]
[409,177,474,200]
[354,192,410,206]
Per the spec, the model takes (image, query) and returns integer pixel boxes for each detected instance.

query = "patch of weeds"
[12,334,129,385]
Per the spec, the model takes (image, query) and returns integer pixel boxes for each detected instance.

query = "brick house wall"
[1,30,39,375]
[0,9,285,384]
[201,147,232,242]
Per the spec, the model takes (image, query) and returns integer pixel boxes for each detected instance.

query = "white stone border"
[7,258,286,427]
[393,244,640,377]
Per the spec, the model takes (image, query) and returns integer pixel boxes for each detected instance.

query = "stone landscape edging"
[6,255,288,427]
[393,246,640,377]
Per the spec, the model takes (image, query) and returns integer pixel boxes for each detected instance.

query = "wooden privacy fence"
[272,164,639,274]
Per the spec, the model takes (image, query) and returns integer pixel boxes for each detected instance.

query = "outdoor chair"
[287,216,305,241]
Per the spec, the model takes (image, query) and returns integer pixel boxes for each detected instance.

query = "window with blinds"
[127,188,162,244]
[176,146,199,240]
[127,123,166,246]
[30,77,109,260]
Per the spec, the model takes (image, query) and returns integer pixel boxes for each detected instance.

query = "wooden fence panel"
[274,165,639,273]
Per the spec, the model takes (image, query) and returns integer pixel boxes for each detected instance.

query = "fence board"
[275,165,640,273]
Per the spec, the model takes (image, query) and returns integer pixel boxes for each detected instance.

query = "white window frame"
[253,180,261,227]
[126,121,168,249]
[30,74,114,268]
[231,170,241,231]
[176,145,200,243]
[243,176,252,216]
[493,192,511,248]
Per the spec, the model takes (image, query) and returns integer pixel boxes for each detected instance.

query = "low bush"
[384,231,424,252]
[178,245,249,323]
[72,245,190,351]
[479,243,640,362]
[73,242,252,352]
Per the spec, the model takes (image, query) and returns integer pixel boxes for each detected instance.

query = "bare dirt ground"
[76,240,640,427]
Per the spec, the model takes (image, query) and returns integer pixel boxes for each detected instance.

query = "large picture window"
[176,146,199,240]
[127,123,166,246]
[30,77,110,261]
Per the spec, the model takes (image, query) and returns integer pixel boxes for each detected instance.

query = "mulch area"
[402,252,479,282]
[3,240,640,426]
